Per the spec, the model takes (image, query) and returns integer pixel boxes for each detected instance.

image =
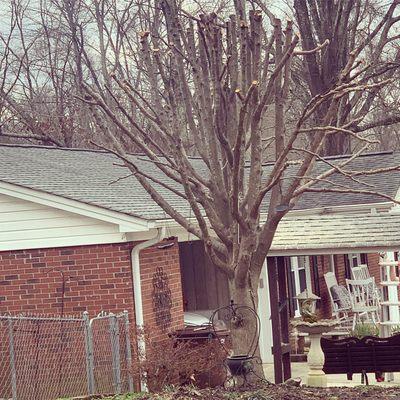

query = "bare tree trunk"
[227,273,265,381]
[324,130,351,156]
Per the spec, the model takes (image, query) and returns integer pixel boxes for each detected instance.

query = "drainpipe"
[131,227,166,392]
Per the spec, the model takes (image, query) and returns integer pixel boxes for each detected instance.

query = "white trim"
[304,256,312,292]
[0,181,153,232]
[258,261,273,363]
[384,252,400,325]
[268,245,400,257]
[0,232,128,251]
[329,255,335,272]
[347,253,362,268]
[290,257,302,317]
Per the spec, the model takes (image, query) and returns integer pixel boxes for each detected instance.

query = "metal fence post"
[83,312,95,394]
[109,314,122,393]
[8,317,17,400]
[123,310,134,392]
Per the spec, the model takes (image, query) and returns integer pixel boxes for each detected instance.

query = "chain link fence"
[0,311,134,400]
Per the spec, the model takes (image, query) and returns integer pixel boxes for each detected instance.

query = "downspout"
[131,226,166,392]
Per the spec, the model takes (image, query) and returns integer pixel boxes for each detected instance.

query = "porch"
[263,362,400,387]
[178,210,400,385]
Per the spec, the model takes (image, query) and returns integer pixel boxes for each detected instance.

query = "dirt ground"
[140,385,400,400]
[74,384,400,400]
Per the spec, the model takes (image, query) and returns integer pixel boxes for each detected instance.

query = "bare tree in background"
[0,0,144,147]
[293,0,400,155]
[79,0,400,366]
[0,0,78,146]
[2,0,400,154]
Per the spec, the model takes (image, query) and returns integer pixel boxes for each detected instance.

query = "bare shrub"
[132,334,227,392]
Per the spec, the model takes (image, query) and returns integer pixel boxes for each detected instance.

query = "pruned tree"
[80,0,400,367]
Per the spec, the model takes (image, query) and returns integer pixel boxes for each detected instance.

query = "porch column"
[290,257,301,317]
[277,256,291,381]
[379,252,400,383]
[267,256,291,384]
[385,252,400,325]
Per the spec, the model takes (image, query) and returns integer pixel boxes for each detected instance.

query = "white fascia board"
[0,181,154,232]
[0,233,129,252]
[268,244,400,257]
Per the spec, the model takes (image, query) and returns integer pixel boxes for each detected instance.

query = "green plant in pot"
[350,323,383,382]
[391,325,400,336]
[350,322,379,339]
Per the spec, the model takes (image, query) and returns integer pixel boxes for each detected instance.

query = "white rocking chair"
[351,264,370,280]
[346,277,381,330]
[324,272,352,327]
[351,264,381,305]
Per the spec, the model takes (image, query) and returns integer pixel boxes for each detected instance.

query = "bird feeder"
[294,289,320,320]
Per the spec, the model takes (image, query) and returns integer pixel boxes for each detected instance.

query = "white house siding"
[0,194,127,251]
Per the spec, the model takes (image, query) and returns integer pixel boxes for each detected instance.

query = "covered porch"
[267,211,400,385]
[178,210,400,385]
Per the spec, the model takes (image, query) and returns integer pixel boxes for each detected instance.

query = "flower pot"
[225,355,253,376]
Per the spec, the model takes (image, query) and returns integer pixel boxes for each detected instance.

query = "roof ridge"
[0,143,208,159]
[261,150,395,166]
[0,143,108,154]
[322,150,393,160]
[0,143,396,163]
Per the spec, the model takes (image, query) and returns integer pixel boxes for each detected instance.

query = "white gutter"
[131,226,166,392]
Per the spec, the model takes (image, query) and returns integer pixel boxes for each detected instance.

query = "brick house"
[0,145,189,348]
[2,144,400,370]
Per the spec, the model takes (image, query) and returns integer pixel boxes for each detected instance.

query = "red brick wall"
[335,254,347,286]
[139,240,184,341]
[366,253,381,283]
[0,240,184,336]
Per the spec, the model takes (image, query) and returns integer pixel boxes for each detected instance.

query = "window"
[345,253,367,279]
[348,253,362,268]
[288,256,312,317]
[311,256,321,297]
[295,257,307,293]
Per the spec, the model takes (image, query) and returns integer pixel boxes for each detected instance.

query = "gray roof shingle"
[270,212,400,255]
[0,144,400,220]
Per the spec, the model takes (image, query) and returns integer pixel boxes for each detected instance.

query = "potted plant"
[350,323,382,381]
[349,322,379,339]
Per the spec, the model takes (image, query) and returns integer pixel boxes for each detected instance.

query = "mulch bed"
[141,385,400,400]
[71,384,400,400]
